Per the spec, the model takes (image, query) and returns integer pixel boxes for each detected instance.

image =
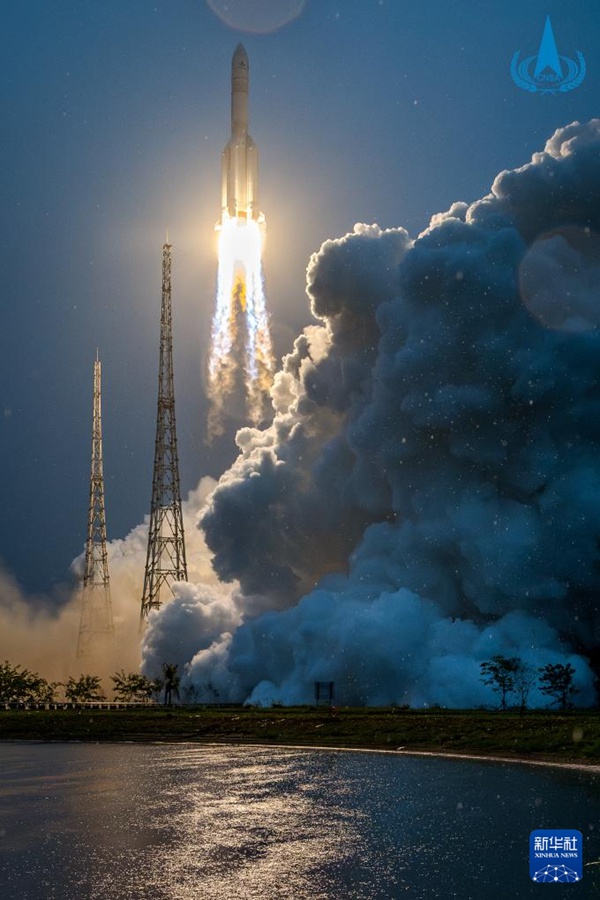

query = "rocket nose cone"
[232,43,248,69]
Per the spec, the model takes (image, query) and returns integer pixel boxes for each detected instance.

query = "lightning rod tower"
[77,351,114,657]
[140,241,187,620]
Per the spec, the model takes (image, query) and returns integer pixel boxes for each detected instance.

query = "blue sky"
[0,0,598,596]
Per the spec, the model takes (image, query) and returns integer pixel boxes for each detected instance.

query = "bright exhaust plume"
[207,214,274,432]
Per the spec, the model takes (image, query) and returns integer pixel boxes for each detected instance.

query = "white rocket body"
[221,44,261,223]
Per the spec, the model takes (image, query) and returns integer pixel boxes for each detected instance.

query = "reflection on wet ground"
[0,743,598,899]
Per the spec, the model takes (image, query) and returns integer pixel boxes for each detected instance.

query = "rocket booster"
[221,44,261,223]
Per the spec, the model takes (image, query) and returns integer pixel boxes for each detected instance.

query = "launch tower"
[77,352,114,657]
[140,241,187,620]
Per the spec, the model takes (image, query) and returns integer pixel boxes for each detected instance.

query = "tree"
[111,670,162,703]
[183,681,220,704]
[162,663,180,707]
[513,661,537,712]
[0,660,56,705]
[27,674,57,705]
[538,663,579,710]
[64,674,105,704]
[0,660,33,704]
[480,655,521,710]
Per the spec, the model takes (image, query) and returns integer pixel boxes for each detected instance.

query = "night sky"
[1,0,598,599]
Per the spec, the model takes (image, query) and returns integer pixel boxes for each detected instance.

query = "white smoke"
[7,124,600,706]
[144,122,600,706]
[0,477,220,686]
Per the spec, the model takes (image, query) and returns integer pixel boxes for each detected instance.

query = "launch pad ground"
[0,707,599,765]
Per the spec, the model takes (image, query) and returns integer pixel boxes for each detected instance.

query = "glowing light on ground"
[207,215,275,433]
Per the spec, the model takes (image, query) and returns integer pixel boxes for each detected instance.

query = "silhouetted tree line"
[0,660,185,707]
[480,655,579,711]
[0,657,585,710]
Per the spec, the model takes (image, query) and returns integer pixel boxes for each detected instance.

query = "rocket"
[221,44,261,224]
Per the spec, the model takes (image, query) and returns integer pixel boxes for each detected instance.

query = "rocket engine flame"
[208,214,274,432]
[207,45,275,434]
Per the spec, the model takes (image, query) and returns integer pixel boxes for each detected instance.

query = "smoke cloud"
[142,120,600,707]
[0,478,218,688]
[0,562,139,686]
[8,121,600,709]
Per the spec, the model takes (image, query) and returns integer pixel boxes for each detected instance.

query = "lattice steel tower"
[140,241,187,620]
[77,352,114,657]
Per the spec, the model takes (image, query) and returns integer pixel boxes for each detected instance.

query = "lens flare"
[208,214,274,433]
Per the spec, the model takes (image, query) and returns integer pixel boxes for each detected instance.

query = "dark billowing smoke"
[202,223,411,607]
[143,120,600,707]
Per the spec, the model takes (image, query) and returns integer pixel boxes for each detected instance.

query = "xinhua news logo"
[530,830,583,883]
[511,15,585,94]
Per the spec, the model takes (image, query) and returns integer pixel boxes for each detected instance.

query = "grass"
[1,706,599,763]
